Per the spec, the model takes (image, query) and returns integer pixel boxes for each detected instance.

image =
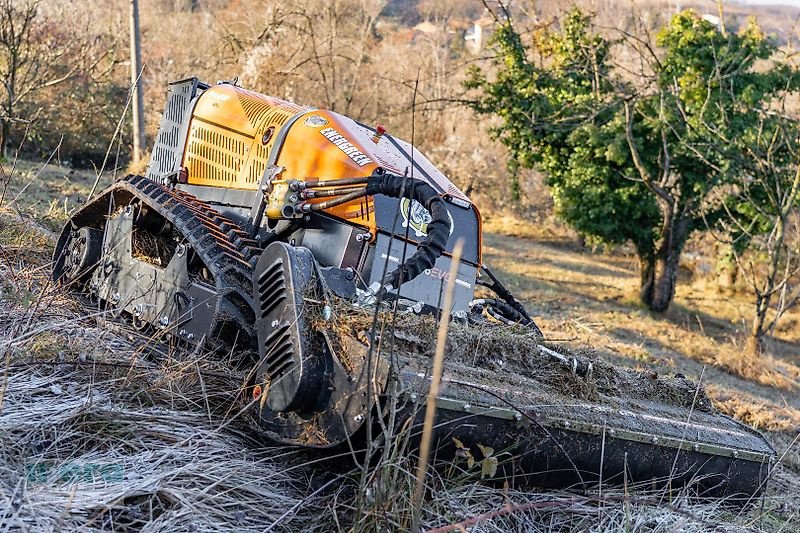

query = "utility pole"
[130,0,146,164]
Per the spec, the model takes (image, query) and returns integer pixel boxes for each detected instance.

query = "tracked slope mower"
[53,78,774,498]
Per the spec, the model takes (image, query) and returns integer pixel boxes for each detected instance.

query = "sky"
[734,0,800,7]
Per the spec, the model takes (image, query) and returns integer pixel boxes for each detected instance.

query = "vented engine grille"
[236,88,306,127]
[261,323,294,379]
[253,242,325,413]
[182,86,307,188]
[256,259,293,380]
[184,123,249,184]
[236,89,308,185]
[146,78,202,184]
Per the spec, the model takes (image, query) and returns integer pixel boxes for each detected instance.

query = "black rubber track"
[53,174,259,344]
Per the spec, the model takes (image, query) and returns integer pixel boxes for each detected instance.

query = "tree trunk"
[715,244,738,289]
[747,273,770,356]
[717,264,737,289]
[0,119,9,159]
[639,253,655,307]
[649,251,680,312]
[638,250,680,312]
[638,206,691,312]
[745,318,765,357]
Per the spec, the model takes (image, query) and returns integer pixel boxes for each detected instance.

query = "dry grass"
[0,165,798,531]
[482,222,800,428]
[1,159,114,231]
[481,213,577,243]
[1,366,314,531]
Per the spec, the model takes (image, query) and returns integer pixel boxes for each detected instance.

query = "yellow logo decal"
[400,198,454,238]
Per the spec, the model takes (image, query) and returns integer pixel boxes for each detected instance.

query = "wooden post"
[130,0,146,164]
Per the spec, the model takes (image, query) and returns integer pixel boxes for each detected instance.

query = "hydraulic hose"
[468,297,544,339]
[477,264,533,323]
[364,173,451,291]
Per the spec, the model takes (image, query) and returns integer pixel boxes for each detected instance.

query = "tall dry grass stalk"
[411,238,464,532]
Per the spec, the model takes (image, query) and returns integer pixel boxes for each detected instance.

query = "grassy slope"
[481,215,800,525]
[482,216,800,432]
[1,160,798,531]
[0,159,115,231]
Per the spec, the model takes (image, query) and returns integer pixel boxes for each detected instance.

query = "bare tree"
[0,0,112,157]
[730,187,800,356]
[216,0,389,120]
[713,115,800,355]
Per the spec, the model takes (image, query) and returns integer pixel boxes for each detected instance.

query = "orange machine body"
[179,83,480,258]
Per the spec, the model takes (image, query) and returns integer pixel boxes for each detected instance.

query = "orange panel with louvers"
[184,121,250,186]
[183,84,308,190]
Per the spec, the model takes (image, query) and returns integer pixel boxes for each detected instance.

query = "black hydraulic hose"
[479,264,533,323]
[364,173,451,291]
[480,298,528,324]
[470,297,544,338]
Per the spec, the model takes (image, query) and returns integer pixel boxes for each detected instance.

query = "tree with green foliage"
[465,8,799,313]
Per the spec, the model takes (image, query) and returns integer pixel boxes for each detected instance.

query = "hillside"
[1,161,798,531]
[12,0,800,214]
[3,0,800,530]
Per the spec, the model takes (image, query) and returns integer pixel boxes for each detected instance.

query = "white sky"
[733,0,800,7]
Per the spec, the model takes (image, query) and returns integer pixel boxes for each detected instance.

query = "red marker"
[371,124,386,143]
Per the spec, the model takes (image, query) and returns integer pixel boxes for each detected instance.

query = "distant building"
[464,23,483,53]
[702,13,722,29]
[465,15,495,55]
